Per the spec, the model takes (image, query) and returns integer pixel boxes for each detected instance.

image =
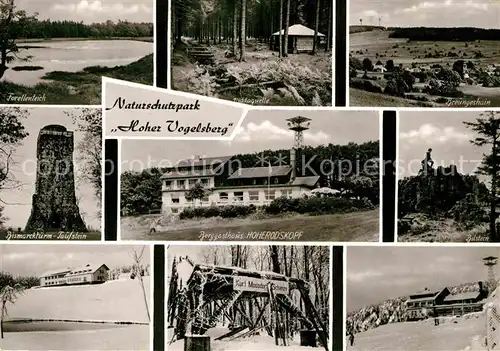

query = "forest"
[171,0,333,106]
[389,27,500,41]
[167,245,330,348]
[12,20,153,39]
[120,141,379,216]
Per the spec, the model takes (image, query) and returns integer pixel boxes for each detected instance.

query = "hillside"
[389,27,500,41]
[7,278,151,323]
[349,26,386,34]
[347,281,488,334]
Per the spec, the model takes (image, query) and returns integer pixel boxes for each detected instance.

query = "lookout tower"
[286,116,311,181]
[483,256,498,295]
[25,125,87,233]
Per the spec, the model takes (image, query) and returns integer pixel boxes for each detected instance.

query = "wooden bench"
[187,47,215,64]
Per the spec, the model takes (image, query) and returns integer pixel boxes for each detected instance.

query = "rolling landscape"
[350,27,500,107]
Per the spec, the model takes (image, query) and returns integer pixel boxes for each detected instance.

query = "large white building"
[40,263,110,287]
[160,153,320,215]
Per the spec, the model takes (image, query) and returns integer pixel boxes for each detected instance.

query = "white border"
[342,245,347,351]
[378,109,383,243]
[395,110,400,243]
[167,0,172,90]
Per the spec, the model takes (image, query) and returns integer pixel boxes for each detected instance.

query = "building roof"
[228,166,292,180]
[161,169,218,179]
[173,156,232,169]
[40,268,72,277]
[42,264,109,278]
[406,296,437,303]
[443,291,481,302]
[271,24,325,37]
[290,176,320,187]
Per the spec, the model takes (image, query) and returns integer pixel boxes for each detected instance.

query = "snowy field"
[7,277,151,323]
[167,326,326,351]
[1,278,151,350]
[1,325,150,351]
[347,316,485,351]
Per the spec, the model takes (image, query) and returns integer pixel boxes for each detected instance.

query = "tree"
[232,1,238,56]
[279,0,283,58]
[385,59,395,71]
[362,58,373,71]
[185,182,208,206]
[239,0,246,62]
[66,109,102,217]
[131,247,150,322]
[0,0,37,79]
[452,60,466,78]
[0,107,28,204]
[0,284,24,339]
[312,0,320,55]
[464,111,500,242]
[283,0,290,57]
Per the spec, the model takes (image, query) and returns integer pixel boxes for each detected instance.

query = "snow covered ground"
[1,278,151,350]
[7,277,151,323]
[346,315,485,351]
[167,326,326,351]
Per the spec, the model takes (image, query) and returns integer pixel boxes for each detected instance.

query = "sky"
[121,110,380,173]
[346,246,500,312]
[15,0,152,23]
[0,244,150,277]
[350,0,500,28]
[398,111,489,180]
[0,107,101,230]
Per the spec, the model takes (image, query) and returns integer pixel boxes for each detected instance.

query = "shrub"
[265,196,374,216]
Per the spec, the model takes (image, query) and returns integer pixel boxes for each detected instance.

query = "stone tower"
[25,125,87,232]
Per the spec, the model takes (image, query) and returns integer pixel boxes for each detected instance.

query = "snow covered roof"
[443,291,481,302]
[41,264,109,278]
[40,267,72,277]
[271,24,325,37]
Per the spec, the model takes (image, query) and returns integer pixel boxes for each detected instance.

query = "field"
[171,40,332,106]
[349,29,500,107]
[121,209,380,242]
[348,316,484,351]
[2,278,151,350]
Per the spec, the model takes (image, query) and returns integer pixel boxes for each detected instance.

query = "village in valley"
[171,0,333,106]
[349,0,500,107]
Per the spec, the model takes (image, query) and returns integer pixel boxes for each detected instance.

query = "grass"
[120,209,380,242]
[0,54,153,104]
[350,88,435,107]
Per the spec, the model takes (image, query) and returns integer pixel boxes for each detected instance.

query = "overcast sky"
[398,111,489,180]
[0,244,150,277]
[15,0,152,23]
[350,0,500,28]
[0,107,100,230]
[121,110,380,172]
[347,246,500,312]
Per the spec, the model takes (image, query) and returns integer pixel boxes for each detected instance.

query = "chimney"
[290,148,296,181]
[479,281,485,295]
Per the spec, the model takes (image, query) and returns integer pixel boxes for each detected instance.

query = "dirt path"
[120,209,379,242]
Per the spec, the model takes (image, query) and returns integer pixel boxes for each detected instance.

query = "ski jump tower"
[168,256,328,351]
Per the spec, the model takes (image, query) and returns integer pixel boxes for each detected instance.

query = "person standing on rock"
[149,217,161,235]
[421,148,434,170]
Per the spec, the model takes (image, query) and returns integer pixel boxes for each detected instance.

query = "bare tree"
[132,247,151,322]
[0,284,24,339]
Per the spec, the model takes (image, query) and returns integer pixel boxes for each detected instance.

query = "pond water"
[4,320,127,332]
[2,40,153,86]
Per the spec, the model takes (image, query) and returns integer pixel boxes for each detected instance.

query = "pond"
[3,320,127,332]
[2,39,153,86]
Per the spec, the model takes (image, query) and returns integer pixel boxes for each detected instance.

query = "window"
[172,198,180,204]
[219,192,228,201]
[274,178,279,184]
[252,179,257,185]
[264,190,276,200]
[164,181,172,188]
[249,191,259,201]
[281,190,292,198]
[201,178,209,185]
[202,195,209,203]
[234,192,244,202]
[171,208,179,214]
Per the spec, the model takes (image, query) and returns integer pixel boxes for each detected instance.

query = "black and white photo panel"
[0,0,153,105]
[397,110,499,243]
[349,0,500,107]
[120,109,380,242]
[166,244,332,351]
[169,1,333,106]
[0,244,152,351]
[346,246,500,351]
[0,107,102,240]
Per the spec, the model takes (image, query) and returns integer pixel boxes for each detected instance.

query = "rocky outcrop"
[398,165,489,217]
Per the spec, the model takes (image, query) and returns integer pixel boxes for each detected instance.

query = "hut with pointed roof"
[270,24,325,54]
